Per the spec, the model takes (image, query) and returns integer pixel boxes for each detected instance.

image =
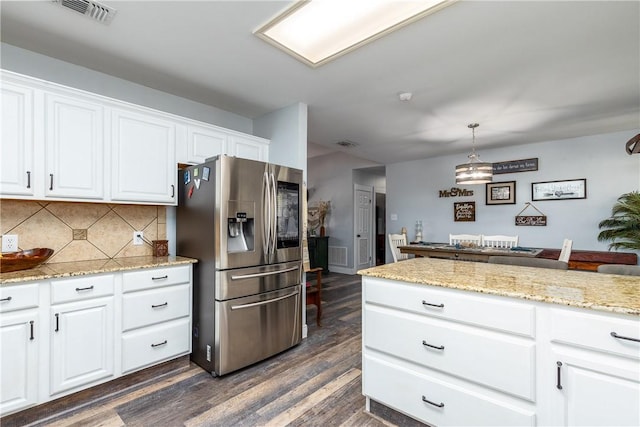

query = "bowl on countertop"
[0,248,54,273]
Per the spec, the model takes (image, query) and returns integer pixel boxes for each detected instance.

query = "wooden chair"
[488,256,569,270]
[597,264,640,276]
[305,267,323,326]
[449,234,482,246]
[388,233,408,263]
[482,235,519,248]
[558,239,573,263]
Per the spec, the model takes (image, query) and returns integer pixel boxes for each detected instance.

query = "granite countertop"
[358,258,640,316]
[0,256,198,285]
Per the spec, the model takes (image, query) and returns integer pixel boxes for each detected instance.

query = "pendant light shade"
[455,123,493,185]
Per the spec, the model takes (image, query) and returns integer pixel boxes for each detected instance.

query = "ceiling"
[1,1,639,165]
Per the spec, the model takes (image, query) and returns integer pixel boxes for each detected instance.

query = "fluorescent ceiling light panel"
[255,0,456,67]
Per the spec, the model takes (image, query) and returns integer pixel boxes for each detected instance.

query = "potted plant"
[597,191,640,250]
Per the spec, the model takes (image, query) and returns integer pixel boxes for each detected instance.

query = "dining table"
[398,242,544,263]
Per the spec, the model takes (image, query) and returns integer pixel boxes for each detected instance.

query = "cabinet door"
[50,297,114,396]
[45,92,104,199]
[111,108,176,204]
[227,134,268,161]
[186,124,227,164]
[1,80,35,196]
[552,354,640,426]
[1,310,38,414]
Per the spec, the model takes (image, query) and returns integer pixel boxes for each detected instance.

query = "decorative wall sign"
[439,187,474,198]
[454,202,475,222]
[493,158,538,174]
[532,178,586,201]
[486,181,516,205]
[515,202,547,226]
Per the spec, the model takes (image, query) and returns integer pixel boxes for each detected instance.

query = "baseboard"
[328,265,356,275]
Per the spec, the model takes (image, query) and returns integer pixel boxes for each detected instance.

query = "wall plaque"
[493,158,538,174]
[454,202,475,222]
[515,202,547,226]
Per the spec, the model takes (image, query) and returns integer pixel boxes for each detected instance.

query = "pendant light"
[455,123,493,184]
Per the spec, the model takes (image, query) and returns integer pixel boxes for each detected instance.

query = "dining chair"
[449,234,482,246]
[488,256,569,270]
[596,264,640,276]
[388,233,408,263]
[305,267,323,326]
[558,239,573,263]
[481,235,519,248]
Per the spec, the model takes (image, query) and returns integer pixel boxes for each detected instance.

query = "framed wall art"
[532,179,586,201]
[486,181,516,205]
[454,201,475,222]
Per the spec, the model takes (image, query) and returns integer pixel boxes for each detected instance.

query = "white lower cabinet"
[0,263,193,416]
[548,308,640,426]
[121,266,192,374]
[0,283,40,415]
[362,276,640,426]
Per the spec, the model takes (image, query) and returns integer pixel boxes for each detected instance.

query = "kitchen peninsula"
[358,258,640,426]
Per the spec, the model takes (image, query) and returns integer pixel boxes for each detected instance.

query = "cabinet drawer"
[121,317,190,373]
[363,355,535,427]
[550,308,640,360]
[122,284,190,331]
[364,305,536,401]
[364,277,535,337]
[0,283,38,313]
[51,274,114,304]
[122,265,190,293]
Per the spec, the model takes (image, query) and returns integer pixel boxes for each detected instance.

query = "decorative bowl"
[0,248,54,273]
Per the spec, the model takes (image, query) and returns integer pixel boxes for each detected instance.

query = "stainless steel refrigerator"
[176,155,303,376]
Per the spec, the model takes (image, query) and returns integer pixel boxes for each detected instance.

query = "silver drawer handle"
[152,275,168,281]
[422,396,444,408]
[75,286,94,292]
[231,266,299,280]
[231,289,298,310]
[151,302,168,309]
[0,296,12,302]
[422,340,445,351]
[151,340,167,348]
[611,331,640,343]
[422,300,444,308]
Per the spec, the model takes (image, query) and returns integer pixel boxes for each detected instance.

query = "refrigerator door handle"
[270,172,277,256]
[262,171,270,257]
[230,265,299,280]
[230,289,299,310]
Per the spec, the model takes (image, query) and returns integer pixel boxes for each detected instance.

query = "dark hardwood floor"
[2,273,398,427]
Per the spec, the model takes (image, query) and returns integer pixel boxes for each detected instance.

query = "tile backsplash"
[0,200,167,264]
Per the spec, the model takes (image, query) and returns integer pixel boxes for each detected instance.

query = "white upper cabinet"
[185,124,228,164]
[1,70,269,204]
[45,91,104,200]
[1,79,35,196]
[110,107,177,205]
[227,133,269,162]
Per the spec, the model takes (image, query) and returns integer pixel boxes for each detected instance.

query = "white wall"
[1,43,252,133]
[254,102,307,170]
[307,152,381,273]
[386,129,640,262]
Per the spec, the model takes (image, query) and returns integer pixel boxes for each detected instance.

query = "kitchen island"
[358,258,640,426]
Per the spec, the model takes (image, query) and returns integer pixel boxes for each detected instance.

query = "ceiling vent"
[53,0,117,24]
[336,140,359,148]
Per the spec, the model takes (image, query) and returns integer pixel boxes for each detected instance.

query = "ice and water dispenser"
[227,201,254,253]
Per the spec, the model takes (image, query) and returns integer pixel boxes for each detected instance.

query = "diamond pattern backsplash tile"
[0,200,167,264]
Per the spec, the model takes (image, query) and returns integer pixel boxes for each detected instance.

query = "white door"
[45,92,104,199]
[0,310,39,414]
[228,134,268,161]
[355,185,373,270]
[50,297,114,396]
[111,108,176,204]
[1,80,35,196]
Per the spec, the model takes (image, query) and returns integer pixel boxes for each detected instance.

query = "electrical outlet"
[133,231,144,246]
[2,234,19,252]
